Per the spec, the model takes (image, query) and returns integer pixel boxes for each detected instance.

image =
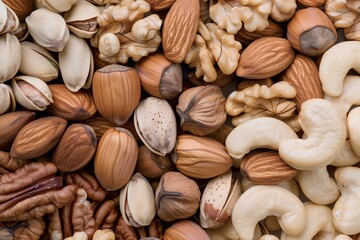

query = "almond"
[235,19,284,47]
[279,54,323,111]
[297,0,326,8]
[162,0,200,63]
[146,0,176,11]
[10,116,67,159]
[236,37,295,79]
[47,84,97,121]
[240,150,298,185]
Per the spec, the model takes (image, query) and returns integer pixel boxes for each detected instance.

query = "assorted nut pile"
[1,0,360,239]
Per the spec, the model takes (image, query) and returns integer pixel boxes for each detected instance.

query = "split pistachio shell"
[64,0,99,39]
[20,42,59,82]
[200,170,241,229]
[11,76,53,111]
[0,33,21,83]
[59,34,94,92]
[12,22,29,41]
[0,83,16,115]
[134,97,177,156]
[25,8,70,52]
[38,0,77,13]
[119,173,156,227]
[0,0,19,34]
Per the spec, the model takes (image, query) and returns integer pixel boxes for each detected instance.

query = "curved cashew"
[205,220,263,240]
[333,167,360,235]
[232,185,305,240]
[297,166,340,205]
[335,234,353,240]
[226,117,298,167]
[260,235,279,240]
[325,75,360,122]
[347,107,360,158]
[281,203,338,240]
[331,140,360,167]
[279,99,346,170]
[319,41,360,97]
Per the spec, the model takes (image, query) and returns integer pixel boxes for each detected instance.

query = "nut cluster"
[1,0,360,239]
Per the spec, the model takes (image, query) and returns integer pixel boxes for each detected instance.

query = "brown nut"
[115,216,164,240]
[3,0,33,21]
[93,199,119,230]
[0,111,34,151]
[297,0,326,8]
[236,37,295,79]
[0,162,76,221]
[47,84,97,121]
[52,123,97,172]
[176,85,226,136]
[94,127,138,191]
[279,54,323,111]
[164,220,210,240]
[240,150,298,185]
[0,150,30,175]
[92,64,141,126]
[0,218,45,240]
[135,53,182,99]
[146,0,176,11]
[287,7,337,57]
[162,0,200,63]
[136,145,175,179]
[10,116,67,159]
[155,171,200,222]
[172,134,233,179]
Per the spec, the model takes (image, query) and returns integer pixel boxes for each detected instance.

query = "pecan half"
[0,218,45,240]
[0,150,30,175]
[115,216,164,240]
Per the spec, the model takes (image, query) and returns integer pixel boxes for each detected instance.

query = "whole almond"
[0,111,35,151]
[240,150,298,185]
[10,116,67,159]
[162,0,200,63]
[47,84,97,121]
[146,0,176,11]
[235,19,284,47]
[236,37,295,79]
[279,54,323,110]
[52,124,97,172]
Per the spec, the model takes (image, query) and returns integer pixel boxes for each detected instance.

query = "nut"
[279,53,323,110]
[0,111,34,151]
[155,171,200,222]
[94,127,138,191]
[297,0,326,8]
[135,53,182,99]
[134,97,177,156]
[162,0,200,63]
[0,83,16,116]
[240,150,298,185]
[47,84,97,121]
[172,134,233,179]
[146,0,176,11]
[287,7,337,57]
[10,116,67,159]
[3,0,33,21]
[0,33,21,83]
[52,124,97,172]
[164,220,210,240]
[176,85,226,136]
[92,64,141,126]
[236,37,295,79]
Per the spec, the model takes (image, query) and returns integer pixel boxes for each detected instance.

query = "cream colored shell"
[0,83,16,115]
[134,97,176,156]
[0,33,21,83]
[0,0,19,34]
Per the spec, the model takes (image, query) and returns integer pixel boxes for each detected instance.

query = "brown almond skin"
[162,0,200,63]
[0,111,35,151]
[279,54,323,111]
[52,124,97,172]
[10,116,67,159]
[297,0,326,8]
[236,37,295,79]
[146,0,176,11]
[240,150,298,185]
[235,19,284,47]
[92,65,141,126]
[94,127,138,191]
[164,220,210,240]
[47,84,97,121]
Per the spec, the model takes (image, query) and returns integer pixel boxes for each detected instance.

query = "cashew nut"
[226,117,298,167]
[347,107,360,158]
[333,167,360,235]
[335,234,353,240]
[260,235,279,240]
[331,140,360,167]
[325,75,360,122]
[205,220,263,240]
[232,185,305,240]
[281,203,338,240]
[279,99,346,170]
[319,41,360,97]
[297,166,340,205]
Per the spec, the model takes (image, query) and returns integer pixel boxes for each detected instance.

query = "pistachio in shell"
[134,97,177,156]
[0,33,21,83]
[176,85,226,136]
[0,0,19,34]
[0,83,16,115]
